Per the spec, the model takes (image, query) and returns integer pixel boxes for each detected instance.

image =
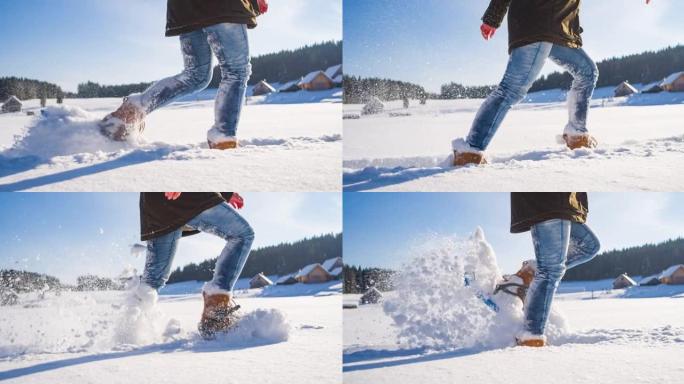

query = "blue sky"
[344,193,684,273]
[344,0,684,91]
[0,0,342,92]
[0,193,342,284]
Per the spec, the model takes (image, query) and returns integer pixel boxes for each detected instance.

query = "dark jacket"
[483,0,583,53]
[510,192,588,233]
[140,192,233,241]
[166,0,259,37]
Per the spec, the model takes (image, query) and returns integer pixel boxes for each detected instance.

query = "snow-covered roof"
[659,264,684,279]
[299,70,328,85]
[279,80,300,91]
[275,274,296,284]
[641,81,661,91]
[321,257,342,272]
[2,95,22,105]
[616,81,638,93]
[660,71,684,86]
[295,263,327,278]
[329,267,342,277]
[256,80,276,92]
[615,274,637,285]
[325,64,342,79]
[250,273,273,285]
[638,274,660,284]
[332,74,343,84]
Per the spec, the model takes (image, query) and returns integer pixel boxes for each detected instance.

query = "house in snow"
[275,274,298,285]
[325,64,343,87]
[249,272,273,289]
[279,79,301,93]
[252,80,276,96]
[612,273,637,289]
[360,287,383,305]
[641,81,663,94]
[1,96,22,113]
[321,257,343,279]
[660,71,684,92]
[659,264,684,285]
[638,274,661,286]
[295,263,333,284]
[614,81,638,97]
[298,70,334,91]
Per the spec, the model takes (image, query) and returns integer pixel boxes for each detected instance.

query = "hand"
[257,0,268,14]
[481,23,496,40]
[165,192,181,201]
[229,193,244,210]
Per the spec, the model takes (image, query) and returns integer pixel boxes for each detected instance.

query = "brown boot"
[494,260,536,303]
[453,150,487,167]
[516,335,546,347]
[197,292,241,340]
[563,133,597,150]
[208,138,239,150]
[99,97,146,141]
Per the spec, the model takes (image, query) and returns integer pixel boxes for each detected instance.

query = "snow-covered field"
[344,291,684,383]
[0,281,342,384]
[0,89,342,191]
[343,89,684,191]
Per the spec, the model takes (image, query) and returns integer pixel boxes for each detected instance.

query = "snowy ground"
[343,89,684,191]
[0,282,342,384]
[344,288,684,384]
[0,89,342,191]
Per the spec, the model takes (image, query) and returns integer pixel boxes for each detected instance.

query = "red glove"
[229,193,244,210]
[257,0,268,14]
[165,192,182,201]
[481,23,496,40]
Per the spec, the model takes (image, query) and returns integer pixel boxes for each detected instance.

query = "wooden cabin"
[614,81,638,97]
[1,96,22,113]
[638,274,661,286]
[279,79,301,93]
[659,264,684,285]
[612,273,637,289]
[275,274,298,285]
[660,72,684,92]
[252,80,276,96]
[360,287,383,305]
[249,272,273,289]
[325,64,343,87]
[298,70,334,91]
[295,263,333,284]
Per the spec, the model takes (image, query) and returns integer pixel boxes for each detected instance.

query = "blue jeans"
[467,42,599,150]
[142,202,255,292]
[525,219,600,335]
[134,23,251,137]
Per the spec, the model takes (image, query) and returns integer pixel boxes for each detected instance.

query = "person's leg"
[548,46,599,137]
[566,222,601,270]
[141,229,183,290]
[186,202,255,293]
[203,23,252,141]
[133,30,214,114]
[464,42,552,151]
[524,219,571,336]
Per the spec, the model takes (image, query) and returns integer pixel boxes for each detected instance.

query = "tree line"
[343,265,397,294]
[0,77,64,102]
[343,76,431,104]
[167,233,342,284]
[564,237,684,281]
[530,45,684,92]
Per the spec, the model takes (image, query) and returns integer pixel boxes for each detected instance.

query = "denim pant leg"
[548,46,599,134]
[204,23,252,137]
[142,229,183,290]
[566,222,601,269]
[135,30,214,114]
[467,42,552,150]
[525,219,571,335]
[186,202,255,292]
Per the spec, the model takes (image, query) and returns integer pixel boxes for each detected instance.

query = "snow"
[343,94,684,191]
[296,263,321,278]
[322,257,342,272]
[343,230,684,383]
[0,90,341,191]
[325,64,342,79]
[660,71,684,86]
[0,283,341,383]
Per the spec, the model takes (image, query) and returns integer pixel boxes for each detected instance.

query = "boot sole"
[209,141,238,150]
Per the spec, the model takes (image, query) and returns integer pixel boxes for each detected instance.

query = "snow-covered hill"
[0,283,342,383]
[0,90,342,191]
[343,94,684,191]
